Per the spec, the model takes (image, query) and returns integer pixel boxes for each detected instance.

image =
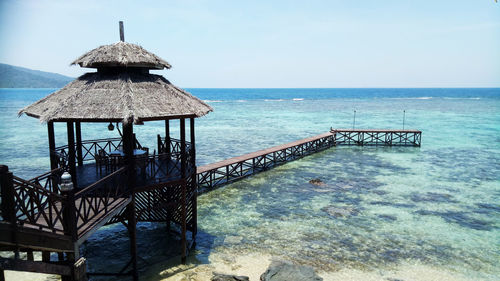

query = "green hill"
[0,63,73,88]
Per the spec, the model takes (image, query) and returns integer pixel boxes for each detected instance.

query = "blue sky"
[0,0,499,87]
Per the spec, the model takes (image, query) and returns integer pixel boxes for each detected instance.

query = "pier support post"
[127,202,138,281]
[165,119,171,154]
[0,165,15,224]
[47,122,57,170]
[190,117,197,240]
[180,118,187,263]
[75,122,83,166]
[66,122,77,187]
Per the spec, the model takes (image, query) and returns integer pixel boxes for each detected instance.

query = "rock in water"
[260,260,322,281]
[212,272,250,281]
[309,178,326,186]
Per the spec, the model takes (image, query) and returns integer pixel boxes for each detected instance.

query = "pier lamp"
[59,172,74,192]
[108,122,115,131]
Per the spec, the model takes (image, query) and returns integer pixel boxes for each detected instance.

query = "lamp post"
[60,172,73,192]
[60,171,77,246]
[403,110,406,130]
[353,110,356,129]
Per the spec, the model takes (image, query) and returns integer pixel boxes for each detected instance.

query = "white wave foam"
[292,98,304,101]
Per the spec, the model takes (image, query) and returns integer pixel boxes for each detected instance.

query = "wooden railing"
[136,150,195,187]
[157,136,191,155]
[10,168,66,233]
[52,137,143,168]
[74,167,128,236]
[1,164,129,238]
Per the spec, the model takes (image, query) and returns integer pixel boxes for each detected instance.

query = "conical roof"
[20,72,213,124]
[20,37,213,124]
[72,41,171,70]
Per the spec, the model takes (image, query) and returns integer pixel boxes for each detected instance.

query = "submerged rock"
[321,205,358,217]
[224,235,243,244]
[260,260,322,281]
[309,178,327,186]
[212,272,249,281]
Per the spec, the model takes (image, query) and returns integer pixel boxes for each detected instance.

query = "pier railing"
[1,165,129,239]
[135,148,195,187]
[332,129,421,146]
[9,168,66,233]
[74,167,128,237]
[52,137,143,168]
[197,132,335,191]
[157,136,191,155]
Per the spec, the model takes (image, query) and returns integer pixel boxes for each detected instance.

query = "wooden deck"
[332,128,422,146]
[197,132,333,174]
[197,132,335,191]
[25,197,130,242]
[197,129,422,191]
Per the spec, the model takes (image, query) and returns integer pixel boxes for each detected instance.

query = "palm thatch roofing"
[19,72,213,124]
[72,41,171,69]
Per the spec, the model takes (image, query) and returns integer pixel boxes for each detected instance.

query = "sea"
[0,88,499,280]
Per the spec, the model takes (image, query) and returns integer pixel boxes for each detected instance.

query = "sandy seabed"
[3,252,473,281]
[142,251,472,281]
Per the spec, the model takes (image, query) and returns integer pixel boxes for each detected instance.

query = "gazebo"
[1,22,212,280]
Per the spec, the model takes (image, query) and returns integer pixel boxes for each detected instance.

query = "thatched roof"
[72,41,171,69]
[19,72,213,124]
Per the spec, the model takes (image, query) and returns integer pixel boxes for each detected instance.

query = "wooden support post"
[165,119,171,154]
[75,122,83,166]
[157,134,161,154]
[47,121,57,170]
[0,165,15,224]
[190,117,197,239]
[66,122,77,187]
[26,250,34,261]
[61,188,78,262]
[181,180,187,264]
[180,119,186,178]
[127,202,138,281]
[42,251,51,262]
[179,118,187,263]
[123,121,135,193]
[0,165,19,259]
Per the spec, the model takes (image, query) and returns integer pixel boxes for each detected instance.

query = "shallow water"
[0,88,499,280]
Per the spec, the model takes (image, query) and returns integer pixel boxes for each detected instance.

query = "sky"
[0,0,499,88]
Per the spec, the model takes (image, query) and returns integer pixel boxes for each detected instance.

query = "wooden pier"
[197,129,421,191]
[197,132,335,191]
[332,129,422,147]
[0,127,420,279]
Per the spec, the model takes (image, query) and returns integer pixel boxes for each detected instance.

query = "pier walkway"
[197,129,421,191]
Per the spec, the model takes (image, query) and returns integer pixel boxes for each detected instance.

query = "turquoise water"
[0,88,499,279]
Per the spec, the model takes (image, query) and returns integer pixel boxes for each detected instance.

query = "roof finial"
[119,21,125,42]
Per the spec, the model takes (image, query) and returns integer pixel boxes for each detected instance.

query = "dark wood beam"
[122,121,135,193]
[180,119,186,178]
[47,122,57,170]
[75,122,83,166]
[165,119,171,154]
[190,117,197,240]
[190,118,195,166]
[179,118,187,263]
[66,122,77,187]
[0,258,71,276]
[0,223,74,252]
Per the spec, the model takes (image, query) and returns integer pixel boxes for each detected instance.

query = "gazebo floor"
[74,158,188,190]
